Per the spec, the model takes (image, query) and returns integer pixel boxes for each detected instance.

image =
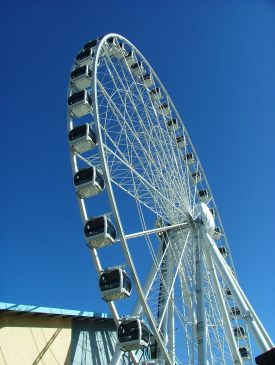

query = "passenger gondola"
[113,43,127,60]
[74,166,105,199]
[212,227,223,240]
[68,90,93,118]
[218,246,228,258]
[198,189,210,203]
[158,102,171,115]
[225,287,233,299]
[167,118,179,131]
[149,88,163,101]
[239,347,250,361]
[117,318,150,351]
[230,306,242,319]
[83,37,104,51]
[76,48,95,67]
[140,73,154,87]
[69,123,97,154]
[183,152,195,165]
[131,61,146,77]
[105,37,119,56]
[84,215,117,249]
[123,50,137,66]
[191,171,202,183]
[176,135,188,148]
[99,267,132,302]
[233,326,247,340]
[209,208,216,219]
[70,65,92,91]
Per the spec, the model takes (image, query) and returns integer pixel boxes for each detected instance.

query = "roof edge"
[0,301,114,320]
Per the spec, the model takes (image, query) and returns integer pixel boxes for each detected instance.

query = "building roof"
[0,302,114,322]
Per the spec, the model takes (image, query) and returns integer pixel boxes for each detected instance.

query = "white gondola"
[113,43,127,60]
[68,90,93,118]
[122,50,137,67]
[74,166,105,199]
[218,246,228,258]
[239,347,250,361]
[225,287,233,300]
[76,48,95,67]
[212,227,223,240]
[209,207,216,219]
[176,135,188,148]
[191,171,203,183]
[117,318,150,351]
[70,65,92,91]
[139,73,154,87]
[69,123,97,154]
[230,306,242,319]
[149,88,163,101]
[234,326,247,340]
[131,61,146,77]
[158,102,171,116]
[99,267,132,302]
[105,37,119,56]
[183,152,195,165]
[83,37,104,52]
[84,215,116,249]
[198,189,210,203]
[167,118,179,131]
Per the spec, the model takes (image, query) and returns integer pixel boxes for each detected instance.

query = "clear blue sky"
[1,0,274,360]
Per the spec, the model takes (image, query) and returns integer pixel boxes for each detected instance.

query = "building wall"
[71,319,131,365]
[0,313,71,365]
[0,311,148,364]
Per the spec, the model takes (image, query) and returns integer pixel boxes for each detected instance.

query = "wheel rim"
[67,33,252,365]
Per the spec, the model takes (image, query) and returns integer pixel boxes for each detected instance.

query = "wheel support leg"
[131,240,165,316]
[201,233,242,364]
[196,232,207,365]
[109,347,123,365]
[168,278,175,363]
[200,226,270,353]
[230,270,274,349]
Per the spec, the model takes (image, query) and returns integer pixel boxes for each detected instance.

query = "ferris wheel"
[67,34,273,365]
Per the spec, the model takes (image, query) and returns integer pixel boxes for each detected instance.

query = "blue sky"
[1,0,274,360]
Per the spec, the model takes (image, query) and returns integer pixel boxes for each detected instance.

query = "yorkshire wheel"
[67,34,273,365]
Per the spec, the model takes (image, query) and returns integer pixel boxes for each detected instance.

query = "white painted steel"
[67,33,241,363]
[131,240,165,316]
[230,271,274,349]
[92,34,172,365]
[110,347,123,365]
[67,33,271,364]
[67,71,120,329]
[168,285,175,364]
[201,235,242,365]
[200,226,270,353]
[196,233,207,365]
[115,222,189,242]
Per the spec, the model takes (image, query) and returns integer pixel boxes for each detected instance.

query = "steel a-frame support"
[200,225,272,354]
[195,229,207,365]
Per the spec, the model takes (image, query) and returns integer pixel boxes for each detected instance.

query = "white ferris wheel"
[67,34,274,365]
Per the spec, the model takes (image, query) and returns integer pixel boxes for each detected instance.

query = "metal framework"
[67,33,274,365]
